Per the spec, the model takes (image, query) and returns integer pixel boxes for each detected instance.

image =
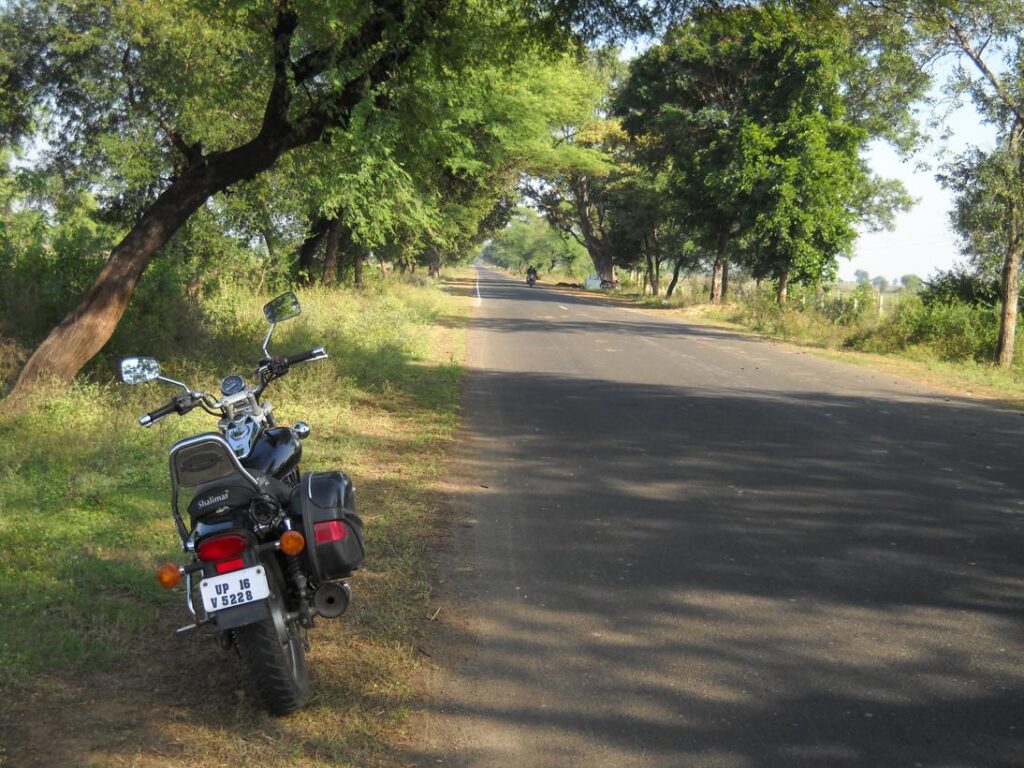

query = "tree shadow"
[400,367,1024,767]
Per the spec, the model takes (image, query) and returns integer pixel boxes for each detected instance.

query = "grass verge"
[0,277,470,768]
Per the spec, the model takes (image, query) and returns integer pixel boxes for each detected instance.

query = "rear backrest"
[169,433,260,493]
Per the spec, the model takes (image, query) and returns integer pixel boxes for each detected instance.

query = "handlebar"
[139,392,196,427]
[255,347,328,395]
[283,347,327,366]
[136,347,328,426]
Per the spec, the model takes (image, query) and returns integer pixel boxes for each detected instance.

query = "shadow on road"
[407,363,1024,767]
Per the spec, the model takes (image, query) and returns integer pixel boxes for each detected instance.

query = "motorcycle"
[120,291,364,715]
[526,272,537,287]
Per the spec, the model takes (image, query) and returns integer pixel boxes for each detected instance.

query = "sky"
[841,95,999,284]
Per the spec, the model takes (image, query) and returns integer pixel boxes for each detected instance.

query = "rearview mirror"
[120,357,161,385]
[263,292,301,324]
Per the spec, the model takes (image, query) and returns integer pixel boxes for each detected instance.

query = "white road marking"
[558,304,569,310]
[475,271,482,307]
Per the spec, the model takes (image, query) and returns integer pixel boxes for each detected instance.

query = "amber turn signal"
[279,530,306,556]
[156,562,182,589]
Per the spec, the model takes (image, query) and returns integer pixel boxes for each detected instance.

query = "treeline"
[0,0,622,395]
[499,2,1024,368]
[4,1,1024,397]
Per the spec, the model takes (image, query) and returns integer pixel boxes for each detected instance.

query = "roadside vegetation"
[0,275,470,766]
[589,273,1024,403]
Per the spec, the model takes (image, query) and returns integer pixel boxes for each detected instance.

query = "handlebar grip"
[139,400,179,427]
[284,347,327,366]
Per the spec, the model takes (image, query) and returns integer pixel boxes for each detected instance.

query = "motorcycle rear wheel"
[235,563,310,715]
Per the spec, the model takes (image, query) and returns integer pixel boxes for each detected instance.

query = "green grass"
[0,276,470,767]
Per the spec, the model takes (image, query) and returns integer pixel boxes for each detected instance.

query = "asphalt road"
[415,267,1024,767]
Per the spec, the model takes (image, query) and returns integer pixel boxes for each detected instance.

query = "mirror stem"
[261,322,276,359]
[157,375,191,393]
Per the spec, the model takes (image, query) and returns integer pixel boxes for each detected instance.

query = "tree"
[880,0,1024,364]
[1,0,669,397]
[617,6,911,304]
[855,269,871,284]
[872,275,889,292]
[482,207,589,275]
[899,274,923,292]
[939,143,1023,314]
[521,50,623,283]
[1,1,459,394]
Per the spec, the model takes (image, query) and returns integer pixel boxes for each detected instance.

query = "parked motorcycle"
[120,291,364,715]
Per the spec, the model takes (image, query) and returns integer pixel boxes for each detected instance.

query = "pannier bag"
[290,471,364,582]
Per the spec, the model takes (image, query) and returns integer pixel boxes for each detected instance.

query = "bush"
[821,284,876,326]
[920,267,1001,308]
[921,300,999,361]
[849,296,999,362]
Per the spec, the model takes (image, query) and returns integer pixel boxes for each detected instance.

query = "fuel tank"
[242,427,302,479]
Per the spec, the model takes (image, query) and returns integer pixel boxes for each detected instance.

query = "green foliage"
[0,161,121,342]
[939,144,1023,276]
[481,207,590,277]
[819,283,877,326]
[900,274,923,292]
[851,297,1000,362]
[919,267,1002,308]
[616,5,910,295]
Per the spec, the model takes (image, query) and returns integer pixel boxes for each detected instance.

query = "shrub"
[920,267,1001,308]
[821,283,876,326]
[849,296,998,362]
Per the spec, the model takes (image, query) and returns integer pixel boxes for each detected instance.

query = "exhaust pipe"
[312,582,351,618]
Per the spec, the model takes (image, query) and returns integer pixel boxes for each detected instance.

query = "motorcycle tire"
[235,559,310,715]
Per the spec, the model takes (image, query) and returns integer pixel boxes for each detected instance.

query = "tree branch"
[259,2,300,137]
[945,13,1024,125]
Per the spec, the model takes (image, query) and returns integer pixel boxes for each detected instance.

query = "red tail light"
[197,533,247,562]
[314,520,347,544]
[214,558,246,575]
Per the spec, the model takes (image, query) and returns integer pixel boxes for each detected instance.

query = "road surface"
[414,267,1024,767]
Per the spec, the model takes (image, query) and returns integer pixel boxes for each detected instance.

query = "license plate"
[199,566,270,613]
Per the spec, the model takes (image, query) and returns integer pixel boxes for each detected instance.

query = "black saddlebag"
[290,471,364,582]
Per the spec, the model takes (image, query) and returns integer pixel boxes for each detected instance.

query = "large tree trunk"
[721,261,729,300]
[997,242,1021,366]
[354,244,365,288]
[666,257,684,298]
[322,217,343,285]
[11,143,288,395]
[710,259,725,303]
[643,239,659,297]
[997,126,1024,367]
[709,232,729,304]
[296,216,330,285]
[569,176,615,283]
[776,267,791,304]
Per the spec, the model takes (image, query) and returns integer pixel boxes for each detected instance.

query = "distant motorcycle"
[526,274,537,287]
[120,291,364,715]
